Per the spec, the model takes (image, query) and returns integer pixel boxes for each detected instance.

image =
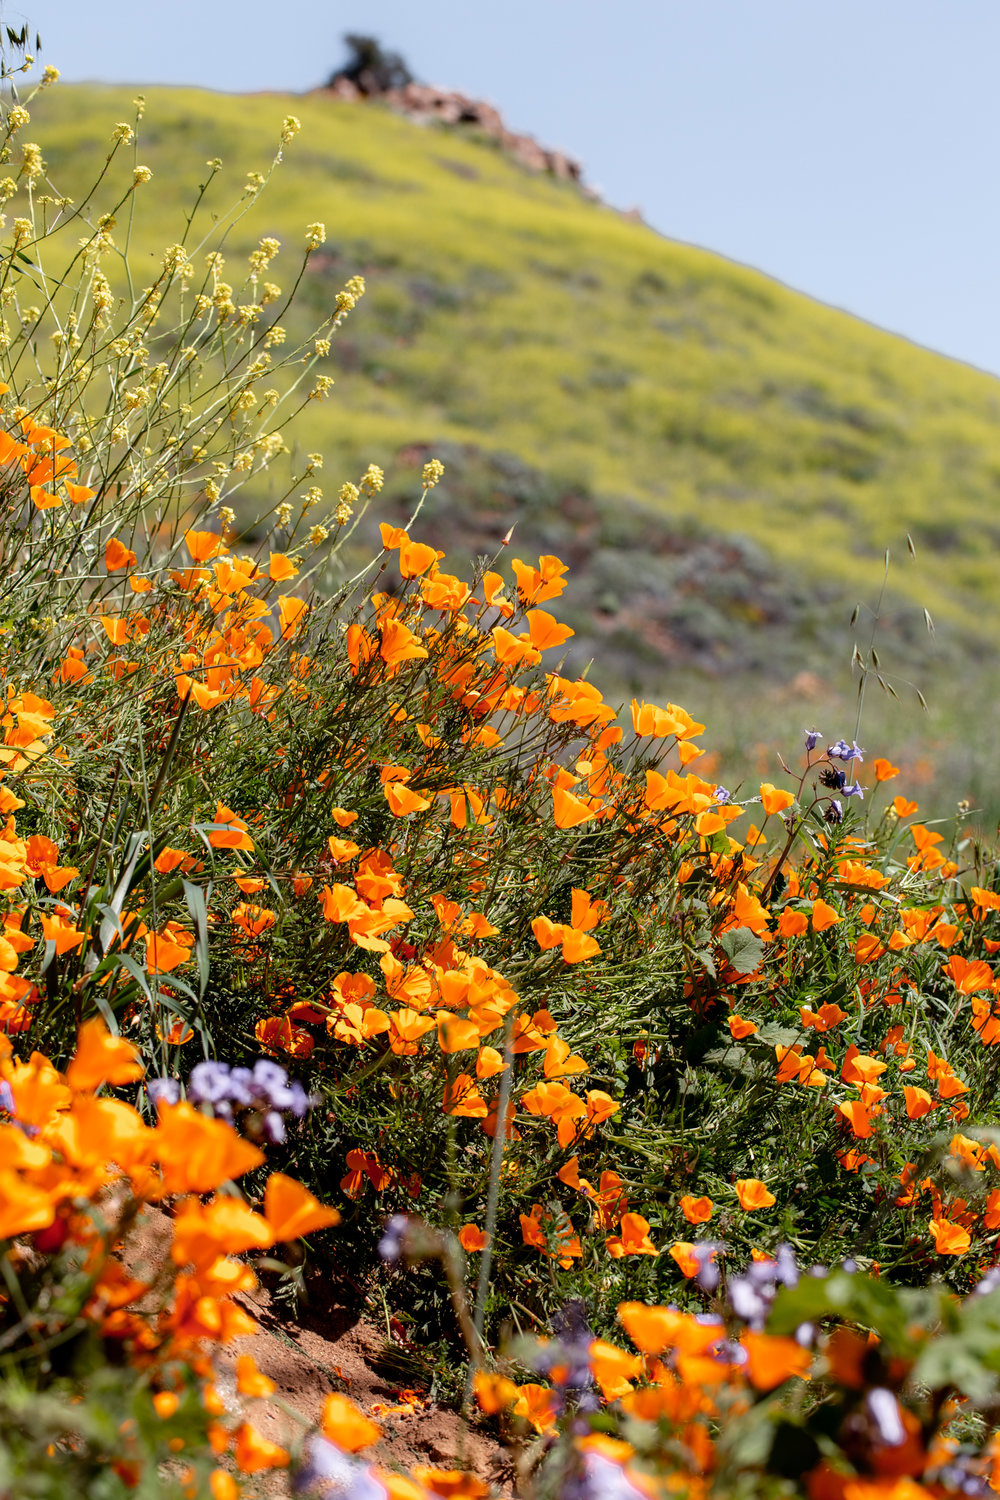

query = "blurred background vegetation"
[28,77,1000,823]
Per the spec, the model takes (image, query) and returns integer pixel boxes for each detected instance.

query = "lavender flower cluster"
[148,1058,315,1143]
[293,1435,386,1500]
[533,1299,600,1415]
[804,730,865,822]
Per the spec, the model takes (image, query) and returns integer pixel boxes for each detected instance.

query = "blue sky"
[20,0,1000,374]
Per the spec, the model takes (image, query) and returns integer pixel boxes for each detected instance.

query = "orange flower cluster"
[0,1017,338,1489]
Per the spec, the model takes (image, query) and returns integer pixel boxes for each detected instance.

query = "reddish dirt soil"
[125,1210,514,1496]
[222,1276,513,1491]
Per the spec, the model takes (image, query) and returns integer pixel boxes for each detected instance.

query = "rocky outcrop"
[322,74,584,184]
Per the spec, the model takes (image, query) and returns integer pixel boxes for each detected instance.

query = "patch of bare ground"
[126,1210,513,1497]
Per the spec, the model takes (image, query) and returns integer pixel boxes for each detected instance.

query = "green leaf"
[718,925,765,974]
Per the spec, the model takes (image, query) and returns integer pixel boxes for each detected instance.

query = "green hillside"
[24,81,1000,810]
[31,84,1000,621]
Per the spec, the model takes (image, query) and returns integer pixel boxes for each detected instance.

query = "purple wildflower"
[378,1214,410,1264]
[536,1300,595,1406]
[691,1241,723,1293]
[182,1056,317,1139]
[804,729,823,752]
[866,1388,906,1447]
[828,739,864,762]
[293,1435,387,1499]
[188,1059,233,1105]
[146,1076,181,1108]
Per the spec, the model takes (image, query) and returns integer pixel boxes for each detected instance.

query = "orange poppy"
[606,1213,658,1258]
[760,782,795,816]
[458,1224,489,1252]
[66,1018,143,1092]
[735,1178,776,1211]
[929,1218,970,1256]
[552,785,596,829]
[265,1172,340,1241]
[741,1332,811,1390]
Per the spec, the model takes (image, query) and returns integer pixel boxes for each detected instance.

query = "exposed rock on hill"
[322,75,583,185]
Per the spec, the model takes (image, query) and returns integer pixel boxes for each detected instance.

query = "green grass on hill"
[30,82,1000,638]
[21,81,1000,820]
